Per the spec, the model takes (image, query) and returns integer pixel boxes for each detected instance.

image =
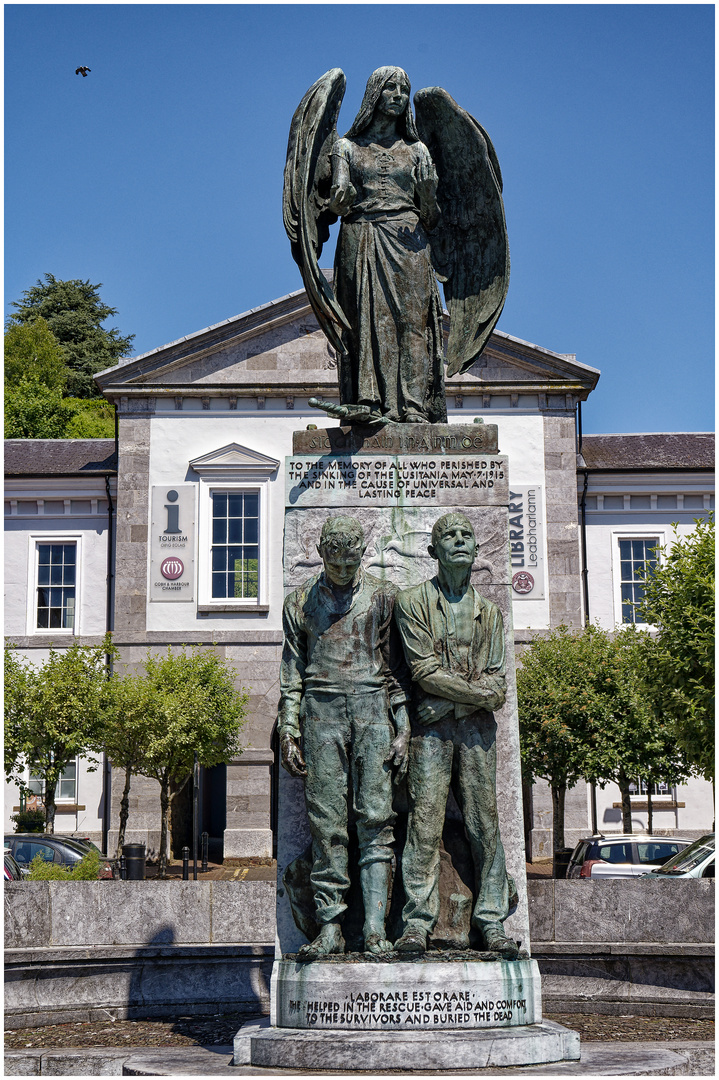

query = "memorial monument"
[235,66,580,1070]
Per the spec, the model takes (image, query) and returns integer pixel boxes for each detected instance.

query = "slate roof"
[4,440,117,477]
[579,433,714,471]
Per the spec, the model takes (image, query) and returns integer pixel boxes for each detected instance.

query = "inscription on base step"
[288,989,528,1029]
[286,455,508,508]
[273,958,541,1031]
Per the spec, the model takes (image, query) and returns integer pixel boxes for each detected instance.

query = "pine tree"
[8,274,134,398]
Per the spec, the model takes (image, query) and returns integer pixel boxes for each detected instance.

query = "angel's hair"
[345,66,420,142]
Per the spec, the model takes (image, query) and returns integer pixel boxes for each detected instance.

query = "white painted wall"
[4,499,110,638]
[581,470,714,629]
[594,776,715,836]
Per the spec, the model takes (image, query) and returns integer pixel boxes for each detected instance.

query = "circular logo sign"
[512,571,534,595]
[161,557,184,581]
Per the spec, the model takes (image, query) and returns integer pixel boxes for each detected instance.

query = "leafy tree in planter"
[125,648,249,878]
[4,642,113,832]
[7,274,134,398]
[638,516,715,783]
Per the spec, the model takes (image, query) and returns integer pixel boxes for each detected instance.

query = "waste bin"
[122,843,146,880]
[553,848,573,879]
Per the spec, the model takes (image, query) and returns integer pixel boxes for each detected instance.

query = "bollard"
[122,844,146,881]
[182,846,190,880]
[119,855,127,881]
[201,831,209,873]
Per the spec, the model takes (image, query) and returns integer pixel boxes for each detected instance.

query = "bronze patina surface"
[284,67,509,425]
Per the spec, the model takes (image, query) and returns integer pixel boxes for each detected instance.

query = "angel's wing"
[283,69,350,354]
[414,87,509,378]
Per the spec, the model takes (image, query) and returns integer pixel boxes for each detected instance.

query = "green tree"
[8,274,134,398]
[63,398,116,438]
[4,641,113,832]
[101,673,155,859]
[4,376,75,438]
[4,317,68,390]
[518,624,693,853]
[586,626,692,833]
[638,516,715,783]
[125,648,249,877]
[518,625,604,856]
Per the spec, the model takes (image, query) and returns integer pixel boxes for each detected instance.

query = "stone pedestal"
[235,1015,581,1070]
[271,956,542,1029]
[243,422,579,1070]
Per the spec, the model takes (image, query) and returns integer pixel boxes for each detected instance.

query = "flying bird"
[75,67,91,77]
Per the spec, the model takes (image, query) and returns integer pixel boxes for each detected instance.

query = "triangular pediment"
[95,285,600,400]
[189,443,280,477]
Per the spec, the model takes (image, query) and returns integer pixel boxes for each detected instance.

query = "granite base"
[235,1015,581,1069]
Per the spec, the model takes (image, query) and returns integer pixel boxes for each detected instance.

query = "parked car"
[565,833,692,879]
[5,833,115,879]
[4,851,26,881]
[641,833,715,879]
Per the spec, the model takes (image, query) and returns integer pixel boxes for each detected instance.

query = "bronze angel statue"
[283,66,509,426]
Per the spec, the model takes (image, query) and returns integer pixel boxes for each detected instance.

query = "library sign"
[149,485,196,602]
[508,485,545,600]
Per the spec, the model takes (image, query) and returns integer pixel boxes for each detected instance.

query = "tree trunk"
[45,778,57,834]
[116,764,132,860]
[551,783,566,851]
[618,772,633,833]
[159,775,171,879]
[646,785,653,834]
[551,783,567,878]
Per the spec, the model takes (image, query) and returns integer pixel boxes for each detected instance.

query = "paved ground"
[123,858,555,882]
[5,1013,714,1050]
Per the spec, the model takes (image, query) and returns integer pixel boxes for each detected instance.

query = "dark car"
[5,833,114,879]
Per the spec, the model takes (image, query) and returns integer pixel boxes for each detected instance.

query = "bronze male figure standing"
[278,515,410,958]
[394,512,518,957]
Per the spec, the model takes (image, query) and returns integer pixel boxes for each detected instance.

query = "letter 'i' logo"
[164,489,180,533]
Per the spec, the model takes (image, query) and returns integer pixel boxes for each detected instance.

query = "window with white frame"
[190,442,279,611]
[628,778,672,799]
[35,542,77,630]
[211,490,259,599]
[617,537,658,624]
[27,760,77,803]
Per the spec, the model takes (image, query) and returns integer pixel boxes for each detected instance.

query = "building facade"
[4,287,714,857]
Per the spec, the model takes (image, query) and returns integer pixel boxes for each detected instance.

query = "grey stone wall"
[5,880,713,1026]
[542,414,582,629]
[113,408,153,635]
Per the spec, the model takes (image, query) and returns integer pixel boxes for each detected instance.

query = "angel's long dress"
[332,137,447,424]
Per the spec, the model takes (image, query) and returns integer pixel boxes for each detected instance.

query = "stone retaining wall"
[529,879,715,1018]
[4,879,714,1027]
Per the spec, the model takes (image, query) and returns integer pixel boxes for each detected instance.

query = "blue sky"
[4,3,714,434]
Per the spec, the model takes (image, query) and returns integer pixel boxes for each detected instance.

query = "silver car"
[641,833,715,879]
[566,834,692,879]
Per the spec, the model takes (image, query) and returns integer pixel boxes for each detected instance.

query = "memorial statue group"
[278,512,517,961]
[280,68,516,961]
